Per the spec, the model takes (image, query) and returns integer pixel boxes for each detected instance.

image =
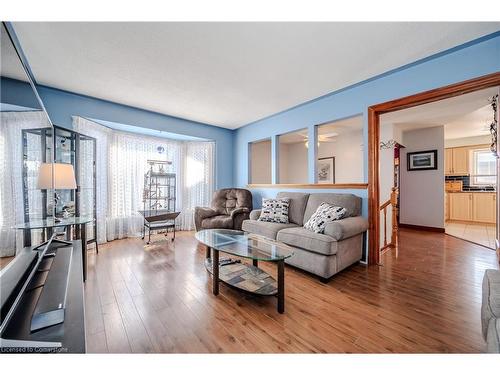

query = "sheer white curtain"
[72,117,214,242]
[0,111,50,256]
[106,130,182,240]
[73,116,111,244]
[179,141,215,230]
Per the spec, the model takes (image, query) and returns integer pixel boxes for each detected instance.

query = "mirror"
[0,23,54,258]
[278,129,308,184]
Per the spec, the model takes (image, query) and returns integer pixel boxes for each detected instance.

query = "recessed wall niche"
[278,129,309,184]
[315,116,364,184]
[248,138,272,184]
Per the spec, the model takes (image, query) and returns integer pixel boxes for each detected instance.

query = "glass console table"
[13,216,94,281]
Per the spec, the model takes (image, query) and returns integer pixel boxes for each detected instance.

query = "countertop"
[446,190,496,193]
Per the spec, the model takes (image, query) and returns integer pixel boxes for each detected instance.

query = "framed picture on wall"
[317,157,335,184]
[407,150,438,171]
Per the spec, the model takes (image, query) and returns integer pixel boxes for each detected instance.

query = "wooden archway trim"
[367,71,500,265]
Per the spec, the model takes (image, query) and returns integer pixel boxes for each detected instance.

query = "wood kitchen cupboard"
[445,148,454,175]
[452,148,469,175]
[445,147,470,175]
[445,193,450,221]
[473,193,496,224]
[449,193,472,221]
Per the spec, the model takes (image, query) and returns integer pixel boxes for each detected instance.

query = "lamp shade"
[37,163,77,190]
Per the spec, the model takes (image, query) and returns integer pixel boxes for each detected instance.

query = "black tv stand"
[0,241,85,353]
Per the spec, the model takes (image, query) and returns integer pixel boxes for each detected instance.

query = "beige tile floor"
[445,222,497,249]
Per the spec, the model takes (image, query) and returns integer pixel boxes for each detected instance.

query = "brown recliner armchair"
[194,188,253,231]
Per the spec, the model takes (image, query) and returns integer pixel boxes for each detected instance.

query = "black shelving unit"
[22,125,97,250]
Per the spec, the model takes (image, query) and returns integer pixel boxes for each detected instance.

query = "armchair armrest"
[249,209,262,221]
[195,207,218,219]
[324,216,368,241]
[194,206,219,231]
[230,207,250,218]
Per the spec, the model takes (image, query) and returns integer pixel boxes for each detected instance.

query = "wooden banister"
[380,199,391,210]
[379,187,399,253]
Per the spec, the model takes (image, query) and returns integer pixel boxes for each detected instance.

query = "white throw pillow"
[304,202,347,233]
[258,198,290,224]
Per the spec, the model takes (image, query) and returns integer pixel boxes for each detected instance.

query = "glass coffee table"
[195,229,294,313]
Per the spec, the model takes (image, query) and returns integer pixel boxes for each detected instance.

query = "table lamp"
[37,163,77,222]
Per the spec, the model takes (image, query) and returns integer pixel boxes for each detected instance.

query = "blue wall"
[1,77,42,110]
[234,33,500,218]
[34,85,235,189]
[4,31,500,223]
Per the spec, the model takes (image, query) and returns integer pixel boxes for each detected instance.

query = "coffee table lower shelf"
[204,258,278,296]
[205,258,285,314]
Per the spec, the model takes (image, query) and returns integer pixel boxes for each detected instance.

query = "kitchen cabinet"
[449,193,472,221]
[448,192,497,224]
[445,148,454,175]
[445,193,449,221]
[445,147,470,175]
[452,148,469,175]
[472,193,496,224]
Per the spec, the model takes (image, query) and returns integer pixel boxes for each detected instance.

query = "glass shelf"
[22,125,97,245]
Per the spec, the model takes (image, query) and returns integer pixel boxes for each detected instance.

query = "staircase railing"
[380,187,399,252]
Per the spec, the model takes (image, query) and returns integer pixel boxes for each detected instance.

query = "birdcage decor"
[140,159,179,243]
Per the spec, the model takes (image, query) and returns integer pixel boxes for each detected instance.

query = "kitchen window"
[471,149,497,186]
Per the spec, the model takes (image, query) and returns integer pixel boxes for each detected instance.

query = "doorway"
[367,72,500,265]
[379,88,498,250]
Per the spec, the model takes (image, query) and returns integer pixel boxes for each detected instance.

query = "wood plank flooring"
[84,228,499,353]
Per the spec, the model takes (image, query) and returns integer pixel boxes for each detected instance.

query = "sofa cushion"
[249,209,261,221]
[304,193,362,223]
[258,198,290,224]
[276,192,310,225]
[201,215,234,229]
[487,319,500,353]
[304,202,347,233]
[242,219,298,240]
[482,269,500,339]
[277,227,337,255]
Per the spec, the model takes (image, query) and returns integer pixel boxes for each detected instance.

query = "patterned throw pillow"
[258,198,290,224]
[304,202,347,234]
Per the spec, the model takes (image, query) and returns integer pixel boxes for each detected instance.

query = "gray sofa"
[242,192,368,281]
[482,269,500,353]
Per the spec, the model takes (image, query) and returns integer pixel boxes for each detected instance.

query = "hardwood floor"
[84,228,499,353]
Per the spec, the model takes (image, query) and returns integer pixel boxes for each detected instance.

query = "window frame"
[471,148,497,187]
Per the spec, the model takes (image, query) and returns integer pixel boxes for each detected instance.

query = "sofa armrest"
[194,207,219,231]
[249,209,262,221]
[324,216,368,241]
[230,207,250,218]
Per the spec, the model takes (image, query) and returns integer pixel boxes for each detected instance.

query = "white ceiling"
[381,87,498,140]
[12,22,500,129]
[1,24,30,82]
